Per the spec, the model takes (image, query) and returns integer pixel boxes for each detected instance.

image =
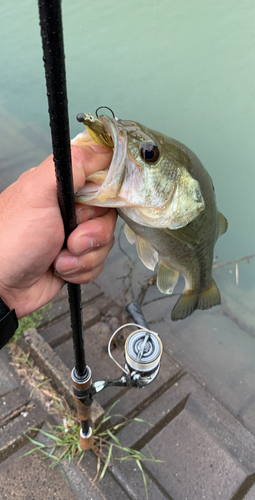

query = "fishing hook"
[95,105,116,119]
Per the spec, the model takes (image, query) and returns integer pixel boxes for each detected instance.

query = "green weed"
[10,303,52,343]
[22,401,162,499]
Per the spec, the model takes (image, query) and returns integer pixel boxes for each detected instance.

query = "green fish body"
[73,115,228,321]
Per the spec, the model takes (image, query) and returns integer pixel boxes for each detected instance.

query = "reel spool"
[107,321,163,388]
[124,329,163,387]
[89,299,164,399]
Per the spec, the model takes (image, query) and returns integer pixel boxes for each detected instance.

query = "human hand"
[0,145,116,319]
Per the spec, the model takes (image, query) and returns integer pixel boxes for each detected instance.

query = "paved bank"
[1,282,255,500]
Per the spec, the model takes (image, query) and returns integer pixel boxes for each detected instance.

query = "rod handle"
[79,427,94,450]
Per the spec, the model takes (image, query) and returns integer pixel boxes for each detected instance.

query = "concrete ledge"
[41,304,101,348]
[0,404,45,463]
[17,328,104,427]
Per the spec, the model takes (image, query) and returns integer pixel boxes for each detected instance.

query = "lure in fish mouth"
[72,112,228,321]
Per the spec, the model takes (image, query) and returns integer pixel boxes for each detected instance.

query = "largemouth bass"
[72,114,228,321]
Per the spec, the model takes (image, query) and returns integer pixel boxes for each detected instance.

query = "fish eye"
[140,142,160,163]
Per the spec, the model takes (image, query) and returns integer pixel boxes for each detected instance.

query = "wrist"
[0,279,25,318]
[0,297,10,316]
[0,285,28,320]
[0,283,15,313]
[0,297,19,349]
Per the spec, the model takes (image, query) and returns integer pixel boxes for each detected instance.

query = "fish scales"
[72,114,228,321]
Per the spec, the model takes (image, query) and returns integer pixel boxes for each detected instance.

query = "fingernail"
[55,256,78,273]
[75,235,93,255]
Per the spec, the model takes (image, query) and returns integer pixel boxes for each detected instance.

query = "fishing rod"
[38,0,92,446]
[38,0,163,451]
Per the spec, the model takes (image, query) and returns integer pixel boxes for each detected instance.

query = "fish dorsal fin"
[157,262,179,294]
[164,225,199,249]
[218,212,228,238]
[135,236,159,271]
[124,224,136,244]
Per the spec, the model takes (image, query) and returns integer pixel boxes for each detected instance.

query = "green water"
[0,1,255,431]
[1,0,254,267]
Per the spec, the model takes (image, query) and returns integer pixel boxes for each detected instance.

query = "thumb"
[71,144,113,193]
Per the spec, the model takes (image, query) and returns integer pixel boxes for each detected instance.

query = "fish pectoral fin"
[218,212,228,238]
[157,262,179,294]
[171,278,221,321]
[124,224,136,244]
[164,225,199,249]
[136,236,159,271]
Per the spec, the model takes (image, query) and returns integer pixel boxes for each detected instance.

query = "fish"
[72,113,228,321]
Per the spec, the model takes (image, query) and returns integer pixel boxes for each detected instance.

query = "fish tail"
[171,278,221,321]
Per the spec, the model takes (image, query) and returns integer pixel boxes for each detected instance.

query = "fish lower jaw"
[119,207,173,229]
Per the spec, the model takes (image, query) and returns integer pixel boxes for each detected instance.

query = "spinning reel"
[71,301,163,449]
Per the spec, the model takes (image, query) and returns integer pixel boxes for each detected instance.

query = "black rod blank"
[38,0,86,376]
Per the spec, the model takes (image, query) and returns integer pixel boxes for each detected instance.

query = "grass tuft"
[10,303,52,344]
[9,337,162,498]
[22,401,162,498]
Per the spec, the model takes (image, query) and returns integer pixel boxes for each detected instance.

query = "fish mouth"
[75,115,128,206]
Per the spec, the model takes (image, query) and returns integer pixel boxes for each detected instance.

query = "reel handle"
[126,301,149,330]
